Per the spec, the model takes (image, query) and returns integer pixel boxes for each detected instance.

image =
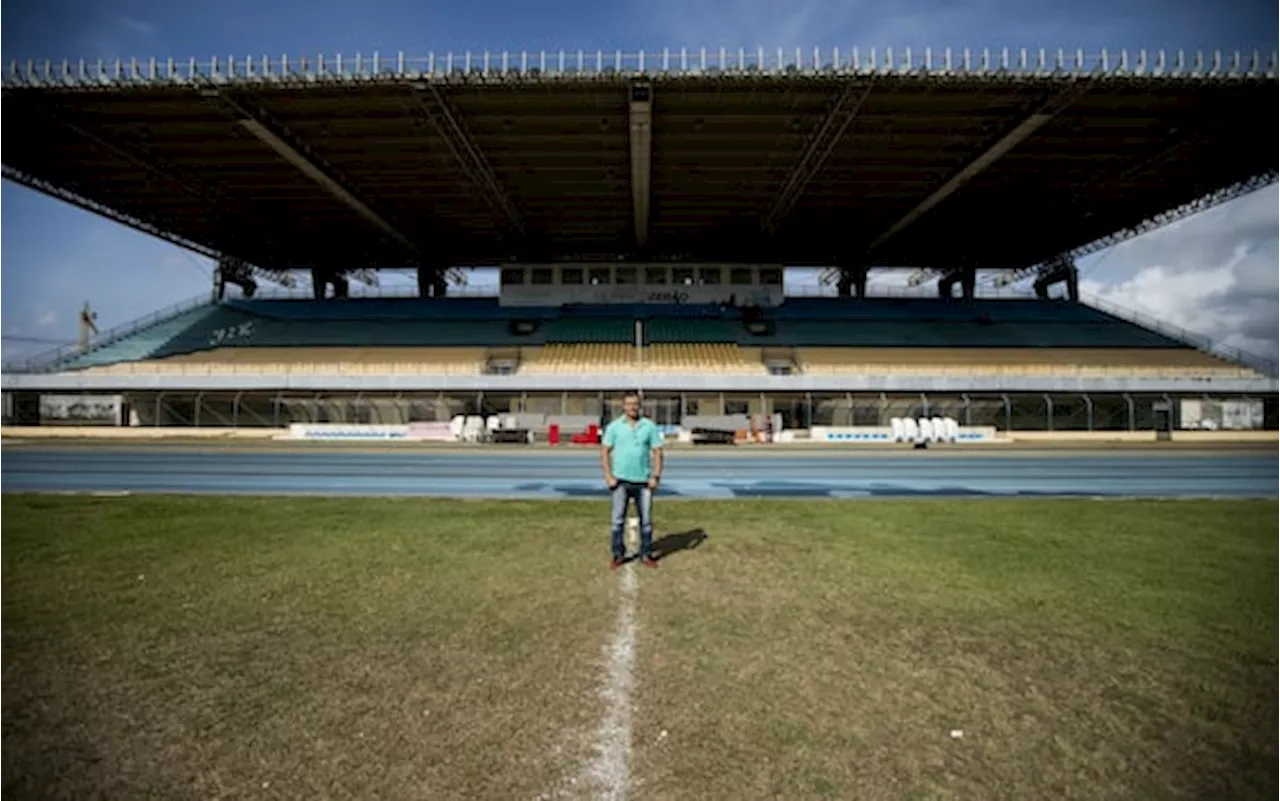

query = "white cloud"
[1080,186,1279,363]
[36,310,57,328]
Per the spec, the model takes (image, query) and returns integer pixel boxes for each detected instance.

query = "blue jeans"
[610,481,653,559]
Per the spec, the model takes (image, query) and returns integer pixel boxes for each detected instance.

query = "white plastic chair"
[943,417,960,442]
[917,417,934,442]
[902,417,920,442]
[930,416,946,442]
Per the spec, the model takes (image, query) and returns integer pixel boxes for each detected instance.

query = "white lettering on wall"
[209,321,255,347]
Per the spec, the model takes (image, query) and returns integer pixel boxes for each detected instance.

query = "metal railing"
[5,47,1276,89]
[1080,292,1278,377]
[784,284,1040,299]
[208,282,1043,301]
[67,360,1264,380]
[3,292,215,375]
[229,284,499,301]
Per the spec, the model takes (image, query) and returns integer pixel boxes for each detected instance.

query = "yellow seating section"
[796,348,1260,378]
[79,347,487,376]
[643,344,767,374]
[76,345,1258,380]
[521,344,767,374]
[518,344,635,374]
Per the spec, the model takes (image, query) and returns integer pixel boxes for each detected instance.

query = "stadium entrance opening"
[1152,400,1173,441]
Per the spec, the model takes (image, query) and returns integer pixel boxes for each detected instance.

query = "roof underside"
[2,64,1276,270]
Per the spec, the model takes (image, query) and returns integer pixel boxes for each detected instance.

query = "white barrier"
[813,422,997,444]
[290,424,410,440]
[289,422,459,441]
[811,426,895,442]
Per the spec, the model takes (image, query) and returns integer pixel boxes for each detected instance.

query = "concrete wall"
[1009,431,1157,443]
[1169,430,1278,443]
[2,425,286,439]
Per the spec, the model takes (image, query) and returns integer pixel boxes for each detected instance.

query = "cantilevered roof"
[2,47,1276,272]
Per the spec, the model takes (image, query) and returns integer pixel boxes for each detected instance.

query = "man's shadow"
[650,528,708,562]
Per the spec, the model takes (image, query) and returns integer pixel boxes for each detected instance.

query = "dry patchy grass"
[2,496,618,800]
[633,499,1277,801]
[2,496,1275,801]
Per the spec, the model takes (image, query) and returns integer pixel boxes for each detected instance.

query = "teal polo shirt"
[603,416,664,482]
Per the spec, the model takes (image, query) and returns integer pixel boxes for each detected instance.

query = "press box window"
[561,268,584,284]
[531,268,554,285]
[500,267,525,285]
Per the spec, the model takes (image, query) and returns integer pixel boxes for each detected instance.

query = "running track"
[2,445,1275,498]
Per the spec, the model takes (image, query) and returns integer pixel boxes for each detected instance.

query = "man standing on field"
[601,391,664,570]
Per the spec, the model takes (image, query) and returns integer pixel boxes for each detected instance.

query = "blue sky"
[3,0,1277,362]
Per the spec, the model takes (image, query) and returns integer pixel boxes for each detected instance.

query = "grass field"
[3,495,1275,800]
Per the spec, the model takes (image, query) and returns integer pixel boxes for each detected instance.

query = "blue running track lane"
[1,445,1275,499]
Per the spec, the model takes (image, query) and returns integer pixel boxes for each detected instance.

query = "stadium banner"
[289,424,410,440]
[1179,398,1264,430]
[812,426,997,443]
[499,283,784,307]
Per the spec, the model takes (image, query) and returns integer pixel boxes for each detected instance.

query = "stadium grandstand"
[1,46,1277,439]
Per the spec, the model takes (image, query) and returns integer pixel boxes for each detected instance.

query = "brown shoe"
[640,556,658,569]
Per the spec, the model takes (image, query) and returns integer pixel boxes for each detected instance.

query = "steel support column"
[1,166,297,291]
[629,81,653,250]
[762,81,873,233]
[204,85,422,260]
[836,265,869,298]
[991,170,1278,290]
[867,77,1098,254]
[11,104,295,291]
[937,267,977,300]
[407,83,524,239]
